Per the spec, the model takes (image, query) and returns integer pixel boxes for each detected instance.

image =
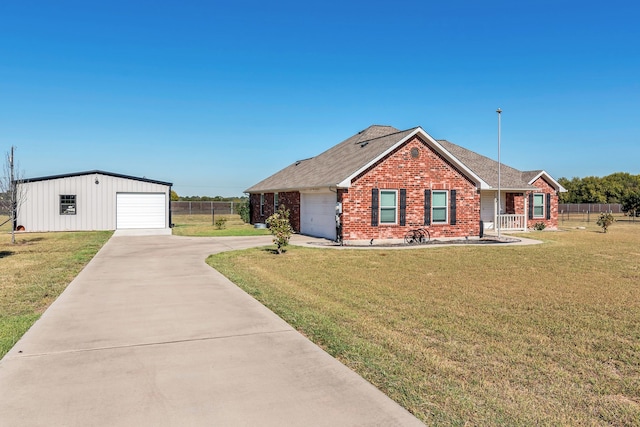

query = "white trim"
[527,170,567,192]
[532,193,545,218]
[337,127,490,189]
[431,190,449,224]
[379,189,398,225]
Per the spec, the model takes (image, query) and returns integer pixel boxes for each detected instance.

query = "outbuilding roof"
[245,125,563,193]
[18,170,173,187]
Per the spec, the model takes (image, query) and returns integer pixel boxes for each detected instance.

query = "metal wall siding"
[16,173,170,232]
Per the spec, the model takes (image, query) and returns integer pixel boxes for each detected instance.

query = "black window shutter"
[399,189,406,226]
[371,188,379,227]
[546,193,551,220]
[450,190,457,225]
[528,193,534,220]
[424,190,431,225]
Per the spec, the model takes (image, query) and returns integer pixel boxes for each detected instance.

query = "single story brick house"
[245,125,565,243]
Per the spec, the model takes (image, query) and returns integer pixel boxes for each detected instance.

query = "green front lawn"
[207,220,640,425]
[171,214,270,236]
[0,219,111,358]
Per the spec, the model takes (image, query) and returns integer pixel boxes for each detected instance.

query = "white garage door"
[116,193,166,229]
[300,192,336,240]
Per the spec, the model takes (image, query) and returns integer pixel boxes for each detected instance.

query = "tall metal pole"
[496,108,502,239]
[9,146,16,244]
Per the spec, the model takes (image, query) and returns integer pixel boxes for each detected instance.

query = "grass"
[171,214,270,237]
[0,216,112,358]
[207,219,640,425]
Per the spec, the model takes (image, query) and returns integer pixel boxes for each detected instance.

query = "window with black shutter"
[424,190,431,225]
[399,189,406,226]
[371,188,379,226]
[450,190,457,225]
[528,193,534,220]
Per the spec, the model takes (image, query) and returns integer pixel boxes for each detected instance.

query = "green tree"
[237,199,250,223]
[266,205,293,254]
[558,177,581,203]
[559,173,640,204]
[621,191,640,216]
[170,190,179,201]
[575,176,607,203]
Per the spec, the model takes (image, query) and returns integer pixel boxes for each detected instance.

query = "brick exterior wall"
[249,191,301,232]
[528,177,559,229]
[339,136,480,242]
[505,192,526,214]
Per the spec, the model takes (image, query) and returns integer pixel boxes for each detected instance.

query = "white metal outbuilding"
[15,170,173,232]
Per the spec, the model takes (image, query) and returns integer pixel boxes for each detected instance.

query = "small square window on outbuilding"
[60,195,77,215]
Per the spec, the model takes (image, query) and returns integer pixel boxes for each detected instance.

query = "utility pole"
[496,108,502,239]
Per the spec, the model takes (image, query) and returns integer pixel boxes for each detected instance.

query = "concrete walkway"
[0,234,424,426]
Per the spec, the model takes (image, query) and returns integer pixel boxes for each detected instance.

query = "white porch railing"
[497,214,526,231]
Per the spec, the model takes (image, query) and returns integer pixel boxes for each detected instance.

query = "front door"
[505,193,515,214]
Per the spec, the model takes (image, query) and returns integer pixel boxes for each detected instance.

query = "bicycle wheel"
[404,231,416,244]
[420,229,430,243]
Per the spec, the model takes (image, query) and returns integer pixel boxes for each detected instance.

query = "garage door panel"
[117,193,166,229]
[300,193,336,240]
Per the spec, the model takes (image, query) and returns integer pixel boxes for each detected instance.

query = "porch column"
[494,196,498,231]
[524,194,528,230]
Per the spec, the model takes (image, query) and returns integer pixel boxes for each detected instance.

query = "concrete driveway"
[0,234,423,426]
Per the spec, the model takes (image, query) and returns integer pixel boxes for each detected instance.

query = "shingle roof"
[436,140,536,190]
[245,125,415,192]
[246,126,548,193]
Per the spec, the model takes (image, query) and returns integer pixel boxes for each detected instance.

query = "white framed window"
[274,192,279,210]
[533,193,545,218]
[60,195,76,215]
[380,190,397,224]
[432,191,448,223]
[260,194,265,216]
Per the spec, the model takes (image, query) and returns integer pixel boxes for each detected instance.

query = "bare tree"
[1,146,25,244]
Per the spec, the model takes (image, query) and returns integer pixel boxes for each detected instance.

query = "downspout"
[524,192,528,231]
[169,185,173,228]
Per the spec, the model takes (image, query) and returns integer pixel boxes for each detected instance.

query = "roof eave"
[527,170,567,192]
[245,184,343,194]
[17,170,173,187]
[481,186,538,192]
[338,127,490,189]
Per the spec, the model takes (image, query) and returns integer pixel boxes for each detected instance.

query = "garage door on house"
[116,193,166,229]
[300,192,336,240]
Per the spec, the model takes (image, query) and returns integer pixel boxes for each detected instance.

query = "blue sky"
[1,1,638,197]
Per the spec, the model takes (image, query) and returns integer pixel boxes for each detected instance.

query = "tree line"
[558,172,640,214]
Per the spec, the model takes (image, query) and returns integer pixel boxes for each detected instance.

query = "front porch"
[497,213,527,231]
[481,190,529,233]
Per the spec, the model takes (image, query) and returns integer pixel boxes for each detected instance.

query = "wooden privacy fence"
[172,201,236,215]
